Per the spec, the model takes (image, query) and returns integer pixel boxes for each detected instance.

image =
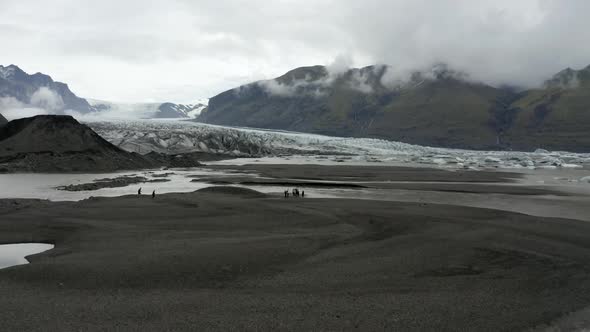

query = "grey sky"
[1,0,589,103]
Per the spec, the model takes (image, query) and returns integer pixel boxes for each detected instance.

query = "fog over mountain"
[0,65,207,121]
[1,0,590,102]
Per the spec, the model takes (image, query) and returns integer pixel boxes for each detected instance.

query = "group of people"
[138,187,156,199]
[284,188,304,198]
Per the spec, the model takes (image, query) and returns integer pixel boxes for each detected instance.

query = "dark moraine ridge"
[0,115,152,172]
[57,175,170,192]
[0,115,208,172]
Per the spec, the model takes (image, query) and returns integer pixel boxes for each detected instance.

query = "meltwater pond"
[0,167,365,202]
[0,168,260,201]
[0,243,54,269]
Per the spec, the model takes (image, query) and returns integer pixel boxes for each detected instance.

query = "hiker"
[152,190,156,199]
[138,187,142,195]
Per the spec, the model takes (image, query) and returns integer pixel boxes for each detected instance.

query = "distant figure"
[152,190,156,199]
[138,187,142,195]
[284,190,289,198]
[302,190,305,198]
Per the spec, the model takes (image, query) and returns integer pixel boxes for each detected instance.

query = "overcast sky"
[1,0,589,103]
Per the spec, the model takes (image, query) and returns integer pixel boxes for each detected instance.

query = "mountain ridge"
[0,65,207,119]
[0,64,94,114]
[87,99,207,119]
[198,63,590,152]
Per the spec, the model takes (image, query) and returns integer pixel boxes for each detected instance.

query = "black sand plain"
[1,165,590,331]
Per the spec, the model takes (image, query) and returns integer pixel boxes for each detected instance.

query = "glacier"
[84,98,208,119]
[87,119,590,170]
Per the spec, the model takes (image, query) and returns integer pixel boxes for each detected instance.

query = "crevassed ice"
[87,119,590,170]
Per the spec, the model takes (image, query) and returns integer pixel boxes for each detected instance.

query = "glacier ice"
[87,119,590,170]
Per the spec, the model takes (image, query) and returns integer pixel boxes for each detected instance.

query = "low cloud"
[257,61,474,98]
[3,1,590,101]
[258,56,378,97]
[258,80,299,97]
[0,96,25,110]
[0,103,52,121]
[70,100,162,121]
[257,74,332,98]
[0,87,63,120]
[30,87,64,111]
[327,54,354,77]
[379,63,470,90]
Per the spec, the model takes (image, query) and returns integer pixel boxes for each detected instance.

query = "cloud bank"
[1,0,590,101]
[0,88,63,120]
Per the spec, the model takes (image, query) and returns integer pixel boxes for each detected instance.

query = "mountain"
[198,64,590,152]
[199,64,516,150]
[88,99,208,119]
[501,65,590,151]
[1,64,207,120]
[0,113,6,126]
[0,64,94,114]
[157,102,207,118]
[0,115,152,172]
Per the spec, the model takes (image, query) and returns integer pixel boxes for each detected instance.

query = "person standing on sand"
[152,190,156,199]
[302,190,305,198]
[138,187,142,195]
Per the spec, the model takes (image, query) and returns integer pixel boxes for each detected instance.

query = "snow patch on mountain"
[86,98,208,119]
[186,100,208,117]
[86,99,162,119]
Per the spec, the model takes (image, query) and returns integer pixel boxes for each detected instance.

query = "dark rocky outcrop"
[0,115,152,172]
[57,175,170,192]
[0,115,204,172]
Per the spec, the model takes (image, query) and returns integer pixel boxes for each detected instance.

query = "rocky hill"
[0,113,6,126]
[0,115,153,172]
[198,64,590,152]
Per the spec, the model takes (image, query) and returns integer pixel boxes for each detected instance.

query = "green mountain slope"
[502,66,590,151]
[199,64,590,152]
